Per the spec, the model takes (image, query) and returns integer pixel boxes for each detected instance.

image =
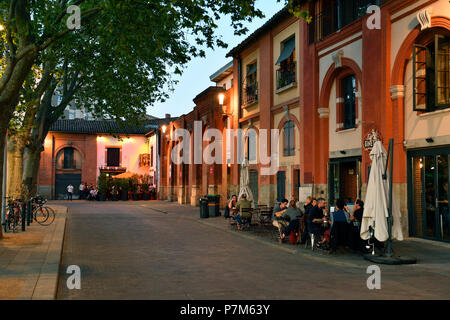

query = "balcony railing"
[309,0,384,43]
[244,81,258,106]
[99,166,127,173]
[276,62,296,90]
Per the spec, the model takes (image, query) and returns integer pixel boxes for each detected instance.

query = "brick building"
[160,0,450,243]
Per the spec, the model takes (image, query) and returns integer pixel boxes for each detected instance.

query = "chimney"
[165,113,171,119]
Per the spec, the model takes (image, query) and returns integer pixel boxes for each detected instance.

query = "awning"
[246,64,257,76]
[275,37,295,65]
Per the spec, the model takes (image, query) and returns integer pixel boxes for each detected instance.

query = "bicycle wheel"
[34,206,49,224]
[39,206,55,226]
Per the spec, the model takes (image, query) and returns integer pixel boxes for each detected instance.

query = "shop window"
[276,36,296,90]
[56,147,82,170]
[342,75,356,129]
[283,120,295,157]
[107,147,121,167]
[413,34,450,112]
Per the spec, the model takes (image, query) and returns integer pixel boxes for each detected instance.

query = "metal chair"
[305,233,315,251]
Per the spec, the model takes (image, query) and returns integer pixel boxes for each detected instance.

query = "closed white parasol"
[361,140,403,242]
[238,159,255,208]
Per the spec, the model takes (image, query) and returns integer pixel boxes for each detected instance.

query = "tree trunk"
[22,147,42,201]
[7,134,26,199]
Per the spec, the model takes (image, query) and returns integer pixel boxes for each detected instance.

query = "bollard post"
[21,201,26,231]
[27,200,32,226]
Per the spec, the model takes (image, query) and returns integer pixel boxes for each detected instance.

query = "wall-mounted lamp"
[340,150,347,155]
[426,137,434,143]
[218,93,228,115]
[161,125,167,134]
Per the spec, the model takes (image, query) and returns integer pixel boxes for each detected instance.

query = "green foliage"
[97,173,111,195]
[113,178,130,193]
[129,174,140,193]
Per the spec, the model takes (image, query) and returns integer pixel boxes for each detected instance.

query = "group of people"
[224,192,368,254]
[66,183,98,201]
[272,196,366,253]
[224,193,253,230]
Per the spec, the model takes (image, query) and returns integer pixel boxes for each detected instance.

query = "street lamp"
[218,93,227,115]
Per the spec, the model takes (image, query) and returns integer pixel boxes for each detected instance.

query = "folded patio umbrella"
[238,159,255,208]
[361,141,403,242]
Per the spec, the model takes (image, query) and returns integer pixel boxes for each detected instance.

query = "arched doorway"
[55,147,82,199]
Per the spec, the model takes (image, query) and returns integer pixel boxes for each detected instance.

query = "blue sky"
[148,1,286,118]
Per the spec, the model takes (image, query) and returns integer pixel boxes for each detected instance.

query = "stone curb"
[30,206,67,300]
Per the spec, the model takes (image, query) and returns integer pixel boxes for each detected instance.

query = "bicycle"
[3,198,24,233]
[32,195,55,226]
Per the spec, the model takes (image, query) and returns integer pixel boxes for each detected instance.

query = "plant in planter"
[141,174,151,200]
[129,174,140,200]
[116,179,129,201]
[97,173,110,201]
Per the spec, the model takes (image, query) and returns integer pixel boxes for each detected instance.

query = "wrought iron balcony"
[244,81,259,106]
[276,62,296,90]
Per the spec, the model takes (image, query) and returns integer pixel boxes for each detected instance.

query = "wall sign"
[363,129,382,152]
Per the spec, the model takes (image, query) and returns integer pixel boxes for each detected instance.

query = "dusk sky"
[149,1,286,118]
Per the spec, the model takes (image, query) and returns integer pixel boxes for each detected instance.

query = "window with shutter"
[107,148,120,167]
[283,121,295,157]
[413,44,429,111]
[413,34,450,112]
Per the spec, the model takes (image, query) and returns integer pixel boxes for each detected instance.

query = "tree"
[0,0,310,238]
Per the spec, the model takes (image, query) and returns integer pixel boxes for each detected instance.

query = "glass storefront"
[328,157,362,206]
[408,148,450,242]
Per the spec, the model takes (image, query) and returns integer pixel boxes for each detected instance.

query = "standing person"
[300,197,316,244]
[67,184,74,201]
[79,182,85,200]
[308,198,328,246]
[349,199,365,252]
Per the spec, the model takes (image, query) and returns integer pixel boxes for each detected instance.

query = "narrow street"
[56,201,450,300]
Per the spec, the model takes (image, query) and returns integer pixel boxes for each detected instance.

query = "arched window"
[56,147,82,170]
[283,120,295,157]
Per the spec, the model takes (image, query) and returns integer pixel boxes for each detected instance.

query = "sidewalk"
[0,205,67,300]
[156,201,450,271]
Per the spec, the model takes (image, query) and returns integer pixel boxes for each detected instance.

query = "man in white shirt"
[79,183,85,199]
[67,184,74,201]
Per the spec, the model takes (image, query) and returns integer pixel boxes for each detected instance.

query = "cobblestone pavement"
[56,201,450,300]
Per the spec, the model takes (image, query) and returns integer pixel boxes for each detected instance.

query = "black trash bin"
[206,195,220,217]
[199,197,209,219]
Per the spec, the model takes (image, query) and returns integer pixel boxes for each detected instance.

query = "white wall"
[96,135,149,177]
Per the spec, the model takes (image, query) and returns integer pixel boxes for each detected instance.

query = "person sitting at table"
[329,198,351,253]
[308,198,328,247]
[349,199,365,252]
[224,195,238,219]
[234,194,252,230]
[272,198,290,235]
[280,200,303,243]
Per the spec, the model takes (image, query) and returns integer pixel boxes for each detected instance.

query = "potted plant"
[130,174,140,200]
[97,173,109,201]
[117,179,129,201]
[141,174,151,200]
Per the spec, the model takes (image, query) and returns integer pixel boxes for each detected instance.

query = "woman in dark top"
[349,199,364,252]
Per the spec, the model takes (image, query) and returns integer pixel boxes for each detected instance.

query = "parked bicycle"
[3,198,24,233]
[32,195,55,226]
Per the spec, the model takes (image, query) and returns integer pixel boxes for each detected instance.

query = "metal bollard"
[27,200,32,226]
[21,202,26,231]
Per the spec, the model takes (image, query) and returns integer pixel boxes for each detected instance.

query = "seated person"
[349,199,365,252]
[234,194,252,230]
[329,198,351,253]
[308,198,329,246]
[272,199,290,235]
[89,188,98,201]
[280,200,303,243]
[224,195,238,219]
